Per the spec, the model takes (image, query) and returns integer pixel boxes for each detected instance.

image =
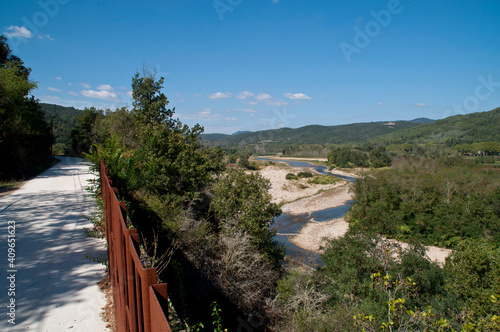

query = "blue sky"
[2,0,500,134]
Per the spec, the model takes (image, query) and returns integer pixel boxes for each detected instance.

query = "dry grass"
[97,272,117,332]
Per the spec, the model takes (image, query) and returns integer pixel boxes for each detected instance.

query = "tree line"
[0,36,53,180]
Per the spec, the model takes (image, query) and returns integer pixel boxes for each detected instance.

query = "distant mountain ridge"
[39,102,499,149]
[202,108,499,147]
[377,108,499,144]
[201,117,436,147]
[41,103,82,150]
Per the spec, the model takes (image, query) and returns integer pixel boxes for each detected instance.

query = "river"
[256,158,357,265]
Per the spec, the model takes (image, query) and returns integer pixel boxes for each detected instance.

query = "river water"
[256,158,357,264]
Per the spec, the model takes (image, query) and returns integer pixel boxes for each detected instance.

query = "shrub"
[297,171,313,178]
[307,175,339,185]
[286,173,298,180]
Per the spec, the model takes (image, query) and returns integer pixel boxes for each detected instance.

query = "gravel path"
[0,157,108,331]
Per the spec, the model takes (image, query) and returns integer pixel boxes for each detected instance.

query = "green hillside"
[41,103,82,154]
[376,107,500,145]
[201,119,428,147]
[202,108,499,150]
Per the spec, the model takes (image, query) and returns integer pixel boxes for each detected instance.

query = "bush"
[210,168,284,266]
[286,173,298,180]
[227,154,237,164]
[445,239,500,316]
[307,175,339,185]
[248,161,260,170]
[297,171,313,178]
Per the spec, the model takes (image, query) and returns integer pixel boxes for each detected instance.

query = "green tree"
[445,239,500,317]
[0,35,52,179]
[71,107,104,155]
[238,152,250,169]
[210,168,284,265]
[119,69,226,213]
[131,66,175,131]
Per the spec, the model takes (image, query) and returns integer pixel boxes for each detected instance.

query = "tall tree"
[210,168,283,265]
[71,107,104,155]
[124,68,225,211]
[0,35,52,179]
[131,66,176,131]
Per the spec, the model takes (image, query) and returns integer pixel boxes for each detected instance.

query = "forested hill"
[201,119,431,147]
[40,103,82,155]
[375,107,500,145]
[202,108,499,148]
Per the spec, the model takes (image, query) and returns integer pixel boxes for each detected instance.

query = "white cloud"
[56,77,62,80]
[39,95,60,101]
[79,83,91,89]
[126,91,133,99]
[81,89,120,101]
[255,93,272,101]
[284,92,312,100]
[198,109,220,118]
[253,93,288,106]
[38,34,54,41]
[236,91,254,99]
[208,92,231,99]
[4,26,32,39]
[97,84,114,91]
[245,101,258,105]
[413,103,427,107]
[377,102,390,106]
[68,91,78,96]
[47,87,61,92]
[224,117,237,121]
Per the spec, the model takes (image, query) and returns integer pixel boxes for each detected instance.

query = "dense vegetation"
[349,157,500,247]
[271,232,500,331]
[378,108,500,145]
[40,103,81,155]
[0,36,53,180]
[269,156,500,331]
[328,145,392,168]
[202,108,499,161]
[201,120,428,148]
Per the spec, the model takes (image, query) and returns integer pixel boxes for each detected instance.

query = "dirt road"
[0,157,108,331]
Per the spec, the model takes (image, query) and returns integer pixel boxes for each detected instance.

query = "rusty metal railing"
[101,159,172,332]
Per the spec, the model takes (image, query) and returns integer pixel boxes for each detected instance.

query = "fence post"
[150,284,172,332]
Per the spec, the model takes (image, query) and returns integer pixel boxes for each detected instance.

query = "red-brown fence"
[101,159,172,332]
